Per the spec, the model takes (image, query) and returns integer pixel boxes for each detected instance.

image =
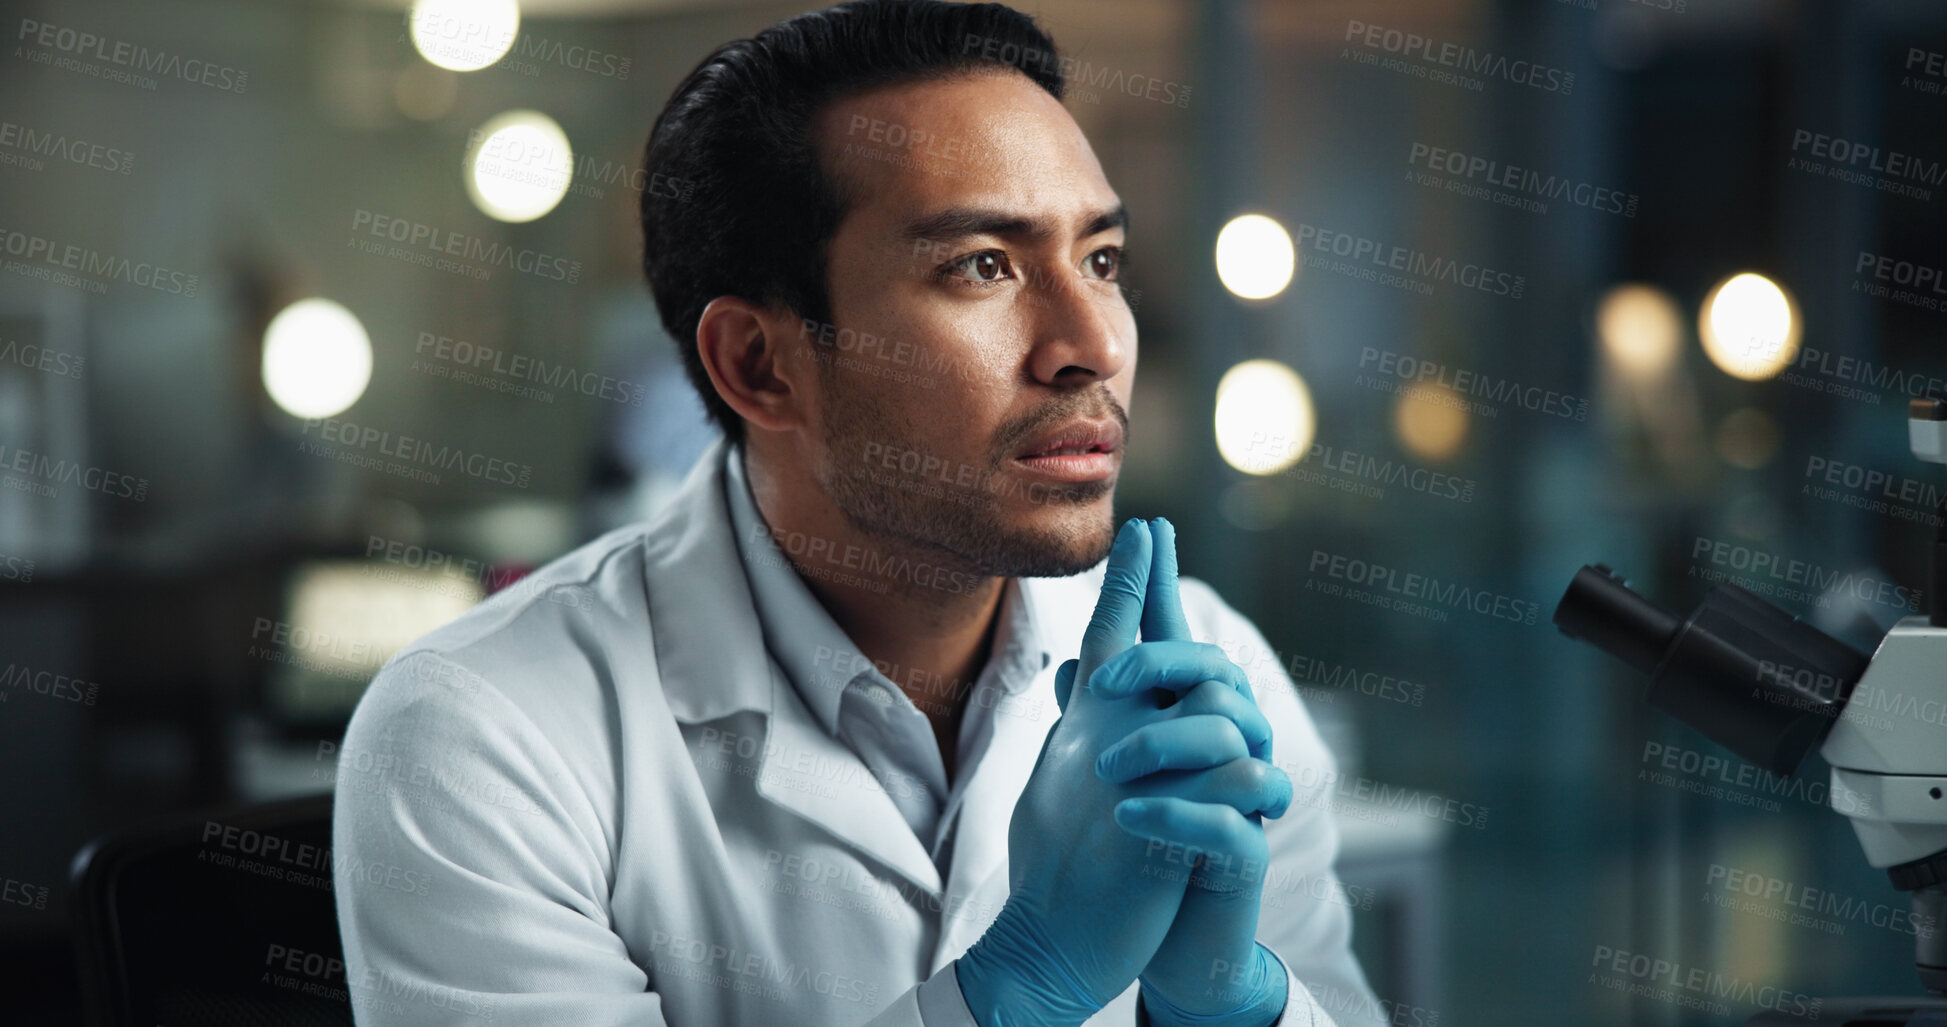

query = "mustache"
[995,389,1128,460]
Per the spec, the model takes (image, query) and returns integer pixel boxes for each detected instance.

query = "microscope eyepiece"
[1554,565,1871,777]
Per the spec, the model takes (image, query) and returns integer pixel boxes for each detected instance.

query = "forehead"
[814,69,1121,239]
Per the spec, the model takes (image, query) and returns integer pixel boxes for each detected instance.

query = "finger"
[1054,658,1078,715]
[1130,757,1292,820]
[1095,715,1249,784]
[1077,518,1152,688]
[1111,796,1269,880]
[1087,640,1252,702]
[1172,680,1273,760]
[1140,517,1194,643]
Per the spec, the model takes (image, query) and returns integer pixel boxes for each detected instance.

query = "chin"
[987,498,1118,578]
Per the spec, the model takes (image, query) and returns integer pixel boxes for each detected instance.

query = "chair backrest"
[69,792,353,1027]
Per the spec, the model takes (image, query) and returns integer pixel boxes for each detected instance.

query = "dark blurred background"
[3,0,1945,1023]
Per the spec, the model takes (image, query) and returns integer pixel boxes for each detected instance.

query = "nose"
[1024,261,1130,387]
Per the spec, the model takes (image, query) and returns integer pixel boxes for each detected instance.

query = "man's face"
[802,69,1136,579]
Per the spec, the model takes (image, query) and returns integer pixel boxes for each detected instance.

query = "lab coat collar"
[639,435,1074,914]
[724,437,1049,737]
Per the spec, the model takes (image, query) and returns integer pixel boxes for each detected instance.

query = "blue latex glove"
[1098,518,1291,1027]
[956,518,1283,1027]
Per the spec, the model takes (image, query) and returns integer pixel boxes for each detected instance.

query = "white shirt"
[723,440,1049,877]
[331,435,1381,1026]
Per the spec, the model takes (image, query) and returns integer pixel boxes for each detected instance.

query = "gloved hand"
[955,518,1282,1027]
[1094,518,1291,1027]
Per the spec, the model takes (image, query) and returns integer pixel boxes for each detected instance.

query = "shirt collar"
[724,442,1051,737]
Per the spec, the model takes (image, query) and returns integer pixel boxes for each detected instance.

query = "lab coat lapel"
[933,684,1055,965]
[645,437,944,899]
[931,576,1081,966]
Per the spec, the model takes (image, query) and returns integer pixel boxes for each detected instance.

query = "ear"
[695,296,813,434]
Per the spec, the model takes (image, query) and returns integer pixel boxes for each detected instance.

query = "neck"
[743,443,1006,722]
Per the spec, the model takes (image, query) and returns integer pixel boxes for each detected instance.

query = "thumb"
[1140,517,1194,643]
[1053,658,1078,714]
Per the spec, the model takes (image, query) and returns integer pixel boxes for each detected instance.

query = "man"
[332,2,1382,1024]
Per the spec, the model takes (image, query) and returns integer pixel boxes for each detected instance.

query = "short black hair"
[639,0,1067,445]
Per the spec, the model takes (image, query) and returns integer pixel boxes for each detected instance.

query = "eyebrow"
[898,203,1128,245]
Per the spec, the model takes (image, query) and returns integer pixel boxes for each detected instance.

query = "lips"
[1015,419,1124,460]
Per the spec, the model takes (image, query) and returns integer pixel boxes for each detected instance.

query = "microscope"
[1554,396,1947,1026]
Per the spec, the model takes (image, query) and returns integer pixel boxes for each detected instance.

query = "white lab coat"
[331,436,1380,1026]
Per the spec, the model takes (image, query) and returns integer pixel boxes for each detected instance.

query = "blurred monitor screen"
[261,559,484,726]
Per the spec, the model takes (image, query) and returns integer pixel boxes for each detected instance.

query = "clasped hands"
[957,518,1289,1027]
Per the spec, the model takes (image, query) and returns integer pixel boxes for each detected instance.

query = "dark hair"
[639,0,1066,445]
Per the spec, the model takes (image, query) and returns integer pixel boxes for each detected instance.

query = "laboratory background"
[4,0,1947,1024]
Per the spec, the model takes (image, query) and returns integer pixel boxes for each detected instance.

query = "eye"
[1085,245,1124,281]
[937,249,1014,287]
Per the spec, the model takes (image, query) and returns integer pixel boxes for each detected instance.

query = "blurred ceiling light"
[409,0,520,72]
[1596,282,1682,378]
[262,298,373,419]
[1392,382,1469,461]
[1699,272,1800,381]
[1714,407,1780,469]
[1215,214,1296,300]
[393,64,458,121]
[465,110,572,222]
[1214,358,1314,475]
